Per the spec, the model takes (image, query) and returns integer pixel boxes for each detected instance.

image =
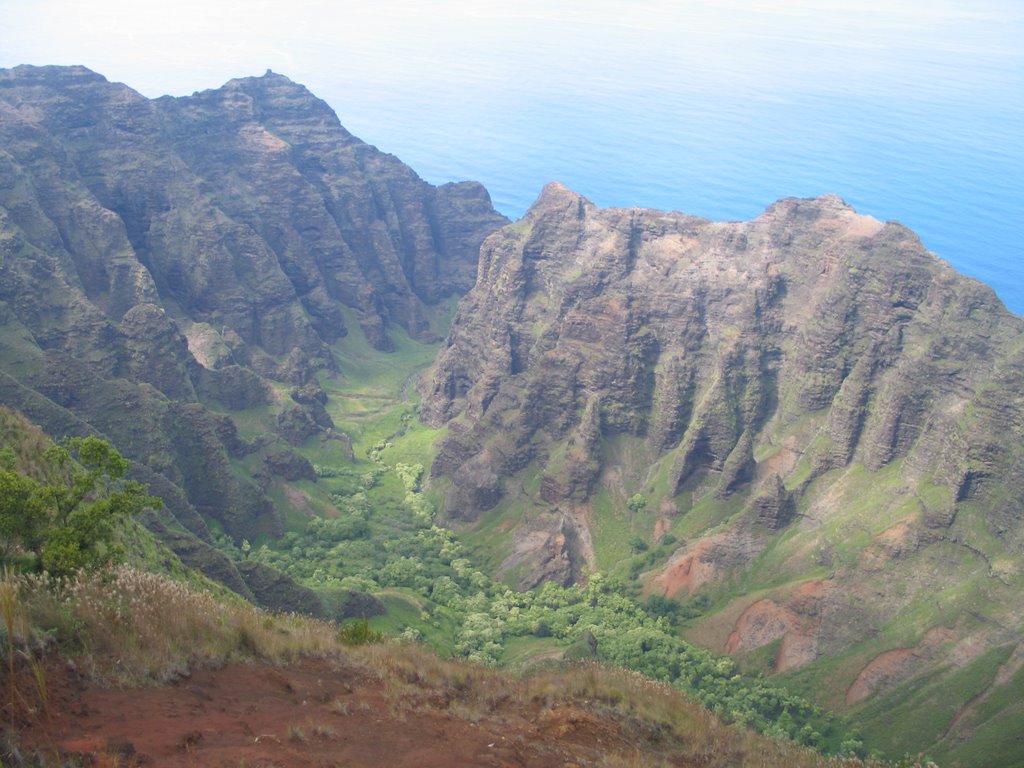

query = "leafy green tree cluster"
[249,453,857,753]
[626,493,648,513]
[0,437,158,575]
[442,573,840,748]
[394,462,424,492]
[305,513,370,543]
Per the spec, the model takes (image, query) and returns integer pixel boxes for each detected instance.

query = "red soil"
[653,538,720,598]
[8,655,687,767]
[724,581,827,673]
[724,599,820,674]
[845,647,919,706]
[845,627,955,706]
[755,437,802,482]
[725,600,793,655]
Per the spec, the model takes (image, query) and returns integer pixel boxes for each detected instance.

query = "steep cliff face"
[426,181,1023,540]
[423,182,1024,729]
[0,65,506,593]
[0,65,505,354]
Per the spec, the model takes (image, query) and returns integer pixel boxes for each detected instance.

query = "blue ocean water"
[5,1,1023,312]
[302,2,1024,314]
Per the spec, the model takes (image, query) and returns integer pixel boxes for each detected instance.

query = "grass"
[320,307,442,458]
[0,567,342,687]
[853,644,1015,759]
[498,635,564,667]
[935,656,1024,767]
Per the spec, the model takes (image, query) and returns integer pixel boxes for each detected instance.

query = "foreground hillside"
[2,567,884,768]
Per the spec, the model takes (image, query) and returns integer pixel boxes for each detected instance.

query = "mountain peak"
[526,181,593,217]
[0,64,108,87]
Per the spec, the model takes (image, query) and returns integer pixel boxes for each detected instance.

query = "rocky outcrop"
[724,580,829,673]
[0,65,506,354]
[496,509,591,590]
[747,475,793,530]
[236,560,326,618]
[263,448,317,482]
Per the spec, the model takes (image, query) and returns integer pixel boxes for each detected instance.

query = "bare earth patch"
[846,647,920,705]
[654,538,720,598]
[16,657,648,768]
[724,581,827,672]
[846,627,956,705]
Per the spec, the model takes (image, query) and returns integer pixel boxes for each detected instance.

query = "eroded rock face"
[0,65,506,596]
[424,181,1024,546]
[0,65,506,355]
[422,181,1024,700]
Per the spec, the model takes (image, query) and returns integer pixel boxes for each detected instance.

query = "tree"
[626,493,648,514]
[0,436,159,575]
[0,458,45,559]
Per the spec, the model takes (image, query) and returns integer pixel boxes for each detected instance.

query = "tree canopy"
[0,436,159,575]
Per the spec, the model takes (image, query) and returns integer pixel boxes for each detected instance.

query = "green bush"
[337,617,386,646]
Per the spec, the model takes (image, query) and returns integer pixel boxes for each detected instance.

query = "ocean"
[303,2,1024,315]
[5,0,1023,312]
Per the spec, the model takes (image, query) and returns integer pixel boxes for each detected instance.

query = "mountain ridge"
[0,63,507,604]
[421,181,1024,760]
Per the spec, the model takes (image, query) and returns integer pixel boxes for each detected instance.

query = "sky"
[5,1,1019,101]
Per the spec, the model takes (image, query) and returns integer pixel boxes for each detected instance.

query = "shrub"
[337,618,386,646]
[629,537,649,553]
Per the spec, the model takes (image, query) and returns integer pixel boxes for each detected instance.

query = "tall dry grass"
[0,566,341,686]
[347,641,907,768]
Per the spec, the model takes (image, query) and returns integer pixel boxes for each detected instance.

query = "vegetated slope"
[422,182,1024,764]
[1,395,866,757]
[0,65,507,601]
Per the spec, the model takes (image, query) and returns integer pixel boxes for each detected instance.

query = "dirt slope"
[8,653,854,768]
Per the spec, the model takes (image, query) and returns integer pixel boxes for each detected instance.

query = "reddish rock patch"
[793,580,826,601]
[724,581,828,672]
[846,647,919,705]
[725,600,793,655]
[653,538,719,598]
[755,437,802,482]
[868,518,921,561]
[724,601,818,673]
